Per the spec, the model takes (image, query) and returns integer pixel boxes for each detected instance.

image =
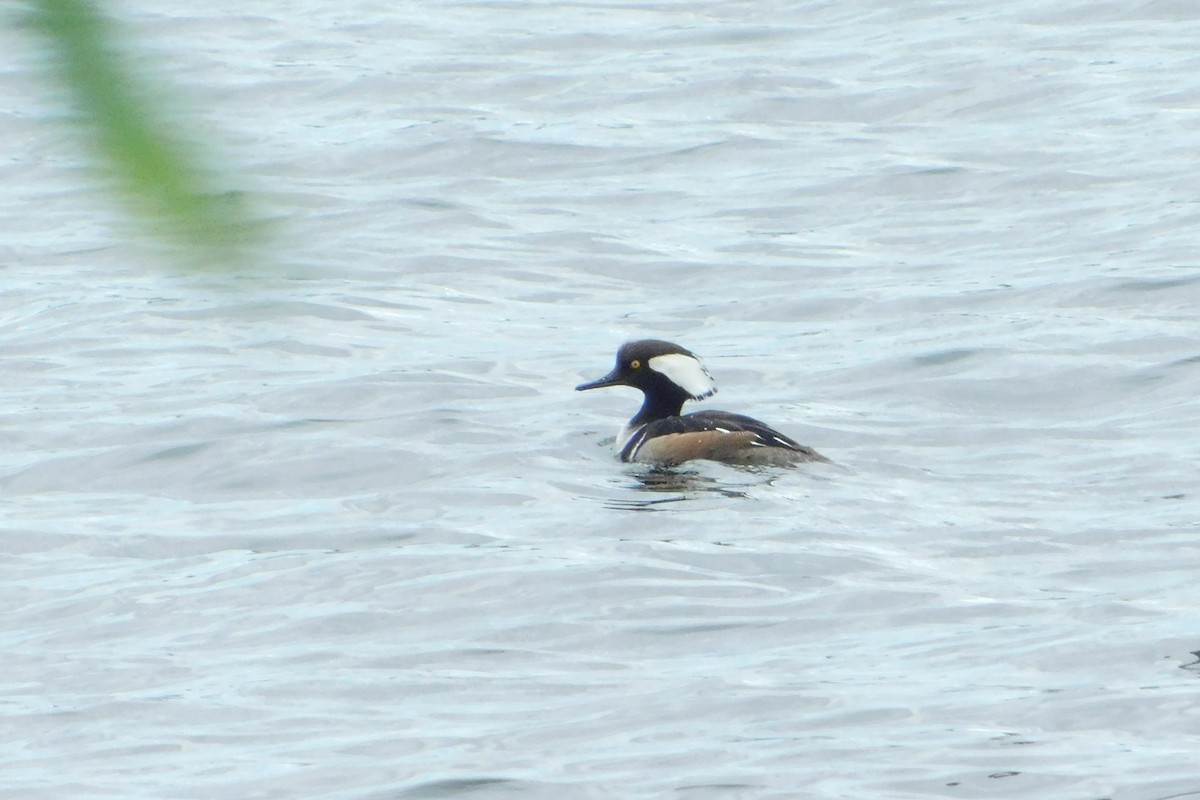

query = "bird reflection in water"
[602,467,761,511]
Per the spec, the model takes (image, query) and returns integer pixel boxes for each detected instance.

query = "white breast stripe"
[624,427,650,461]
[647,353,717,400]
[616,422,643,454]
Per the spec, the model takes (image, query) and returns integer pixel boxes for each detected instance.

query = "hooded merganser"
[576,339,828,467]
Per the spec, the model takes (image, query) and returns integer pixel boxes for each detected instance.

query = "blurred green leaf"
[29,0,268,267]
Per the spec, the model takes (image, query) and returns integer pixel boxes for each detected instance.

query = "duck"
[576,339,828,467]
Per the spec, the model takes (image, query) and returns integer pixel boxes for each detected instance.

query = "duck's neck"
[630,390,688,426]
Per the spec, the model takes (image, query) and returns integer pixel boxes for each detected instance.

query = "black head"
[575,339,717,402]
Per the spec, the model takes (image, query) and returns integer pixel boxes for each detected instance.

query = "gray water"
[4,1,1200,798]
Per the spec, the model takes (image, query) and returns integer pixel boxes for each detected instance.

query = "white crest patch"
[647,353,717,400]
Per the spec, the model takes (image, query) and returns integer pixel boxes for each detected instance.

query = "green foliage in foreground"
[29,0,268,267]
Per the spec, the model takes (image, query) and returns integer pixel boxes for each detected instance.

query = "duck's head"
[575,339,717,401]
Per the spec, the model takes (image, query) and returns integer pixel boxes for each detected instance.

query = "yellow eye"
[630,359,641,369]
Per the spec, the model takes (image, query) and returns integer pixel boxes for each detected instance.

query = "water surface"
[3,1,1200,798]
